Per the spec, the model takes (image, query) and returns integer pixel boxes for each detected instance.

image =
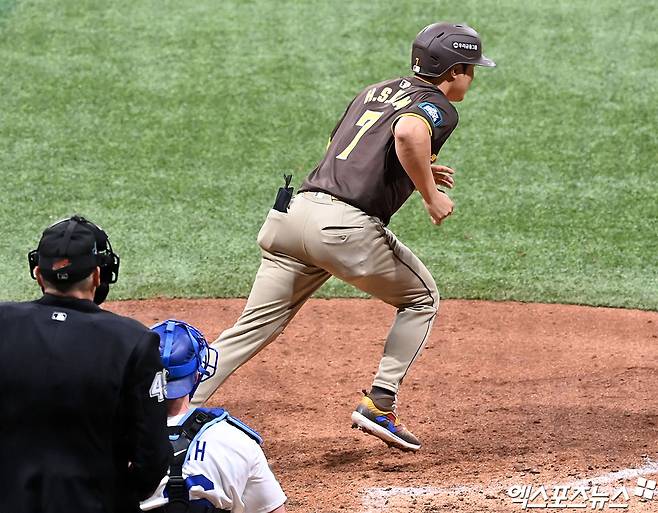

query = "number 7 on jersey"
[336,110,383,161]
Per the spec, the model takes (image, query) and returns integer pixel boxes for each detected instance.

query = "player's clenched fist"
[423,189,454,225]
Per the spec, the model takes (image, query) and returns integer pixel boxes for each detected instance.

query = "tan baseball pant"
[192,192,438,406]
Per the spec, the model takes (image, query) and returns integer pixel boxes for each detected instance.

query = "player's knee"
[418,280,439,314]
[431,282,440,309]
[398,277,439,313]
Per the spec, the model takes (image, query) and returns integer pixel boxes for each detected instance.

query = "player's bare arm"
[394,115,454,225]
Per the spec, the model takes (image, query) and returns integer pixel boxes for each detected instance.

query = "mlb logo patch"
[418,102,443,127]
[52,312,67,322]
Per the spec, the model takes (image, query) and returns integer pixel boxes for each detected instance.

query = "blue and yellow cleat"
[351,395,421,452]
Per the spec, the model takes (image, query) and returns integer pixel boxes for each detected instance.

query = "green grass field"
[1,0,656,309]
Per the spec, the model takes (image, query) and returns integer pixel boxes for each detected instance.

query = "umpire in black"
[0,215,170,513]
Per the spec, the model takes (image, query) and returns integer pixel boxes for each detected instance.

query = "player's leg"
[305,201,438,450]
[308,204,438,393]
[192,207,330,406]
[348,227,438,452]
[360,226,439,395]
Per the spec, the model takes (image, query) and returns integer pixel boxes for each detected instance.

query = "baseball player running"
[193,22,495,452]
[141,320,286,513]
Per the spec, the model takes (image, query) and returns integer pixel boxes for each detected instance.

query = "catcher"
[141,319,286,513]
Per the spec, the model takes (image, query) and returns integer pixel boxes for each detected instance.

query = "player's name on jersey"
[363,80,413,111]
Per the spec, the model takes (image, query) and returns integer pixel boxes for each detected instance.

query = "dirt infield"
[107,298,658,512]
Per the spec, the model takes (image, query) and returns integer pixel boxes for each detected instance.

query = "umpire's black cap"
[34,216,100,283]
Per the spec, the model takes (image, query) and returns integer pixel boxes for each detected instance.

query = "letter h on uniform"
[194,441,206,461]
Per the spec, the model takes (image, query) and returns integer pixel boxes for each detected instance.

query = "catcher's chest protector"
[154,408,263,513]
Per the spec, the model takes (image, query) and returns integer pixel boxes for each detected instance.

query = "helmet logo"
[453,41,478,50]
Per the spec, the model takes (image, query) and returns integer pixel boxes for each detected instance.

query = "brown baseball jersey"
[300,76,459,225]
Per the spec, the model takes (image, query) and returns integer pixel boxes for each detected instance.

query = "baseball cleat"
[351,395,421,452]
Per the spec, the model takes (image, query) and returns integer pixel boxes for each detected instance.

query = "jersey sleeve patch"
[417,102,444,127]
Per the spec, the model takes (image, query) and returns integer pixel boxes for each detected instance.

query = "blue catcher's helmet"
[150,319,218,400]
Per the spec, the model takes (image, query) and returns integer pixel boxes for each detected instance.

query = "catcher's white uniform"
[141,410,286,513]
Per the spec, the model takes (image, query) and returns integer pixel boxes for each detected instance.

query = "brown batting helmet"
[411,22,496,77]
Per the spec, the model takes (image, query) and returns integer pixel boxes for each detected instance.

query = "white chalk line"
[361,458,658,512]
[558,458,658,489]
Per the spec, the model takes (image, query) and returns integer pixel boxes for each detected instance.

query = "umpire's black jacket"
[0,294,171,513]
